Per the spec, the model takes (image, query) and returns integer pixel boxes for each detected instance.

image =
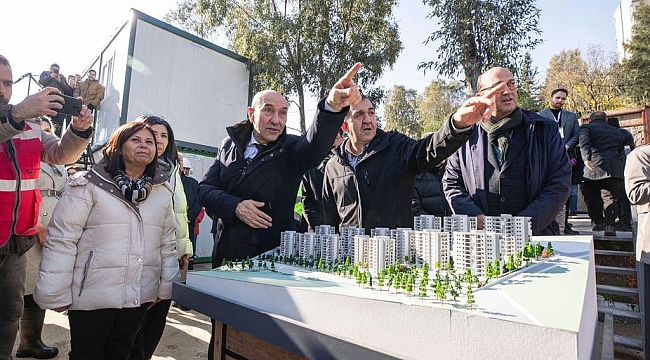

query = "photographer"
[39,63,73,136]
[0,54,93,360]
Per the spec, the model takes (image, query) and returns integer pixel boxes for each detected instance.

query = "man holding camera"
[1,54,94,360]
[74,69,104,113]
[39,63,73,136]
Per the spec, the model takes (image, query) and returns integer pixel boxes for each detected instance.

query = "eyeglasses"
[479,79,518,92]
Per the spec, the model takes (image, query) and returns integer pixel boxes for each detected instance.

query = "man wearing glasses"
[443,67,571,235]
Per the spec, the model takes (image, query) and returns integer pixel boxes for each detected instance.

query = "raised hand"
[326,62,363,112]
[10,87,63,122]
[452,82,507,129]
[235,199,272,229]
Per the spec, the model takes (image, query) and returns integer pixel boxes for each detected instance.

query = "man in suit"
[539,88,580,235]
[579,111,625,236]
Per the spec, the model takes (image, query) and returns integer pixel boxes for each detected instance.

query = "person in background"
[74,70,104,113]
[413,159,451,217]
[128,115,192,360]
[301,129,345,231]
[15,118,62,359]
[579,111,626,236]
[1,54,93,360]
[180,156,202,259]
[34,121,178,360]
[38,63,73,136]
[608,116,635,232]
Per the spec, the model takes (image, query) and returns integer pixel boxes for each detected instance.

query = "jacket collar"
[226,119,287,154]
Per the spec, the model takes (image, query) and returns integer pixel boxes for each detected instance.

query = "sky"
[4,0,622,133]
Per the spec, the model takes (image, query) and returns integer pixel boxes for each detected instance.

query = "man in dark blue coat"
[443,67,571,235]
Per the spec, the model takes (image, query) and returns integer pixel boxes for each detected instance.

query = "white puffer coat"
[34,164,179,311]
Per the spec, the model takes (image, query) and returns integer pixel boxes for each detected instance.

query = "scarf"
[114,171,153,204]
[157,157,174,177]
[480,108,523,166]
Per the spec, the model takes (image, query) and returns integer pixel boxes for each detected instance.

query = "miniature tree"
[378,270,385,290]
[257,259,262,269]
[395,273,402,294]
[523,243,533,265]
[535,242,543,260]
[221,258,227,268]
[493,260,500,276]
[435,260,441,270]
[445,260,454,271]
[405,275,414,296]
[270,257,275,271]
[485,262,493,282]
[515,251,522,269]
[466,285,475,310]
[362,272,369,288]
[386,273,395,293]
[356,271,363,287]
[436,282,447,305]
[404,255,410,265]
[505,254,515,272]
[450,286,459,302]
[318,257,324,271]
[419,280,427,299]
[546,242,554,256]
[465,269,473,284]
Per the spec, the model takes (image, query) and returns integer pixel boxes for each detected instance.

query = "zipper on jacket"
[6,140,21,236]
[79,251,94,296]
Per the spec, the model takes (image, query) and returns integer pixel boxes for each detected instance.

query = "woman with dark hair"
[34,121,179,360]
[16,118,62,359]
[128,115,192,360]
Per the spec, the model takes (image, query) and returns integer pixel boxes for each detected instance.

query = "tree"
[166,0,402,134]
[534,242,543,260]
[540,46,632,114]
[466,284,475,310]
[417,80,465,134]
[623,2,650,103]
[546,242,554,256]
[419,0,542,93]
[517,52,540,111]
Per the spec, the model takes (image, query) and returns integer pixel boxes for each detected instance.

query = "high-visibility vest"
[0,122,43,247]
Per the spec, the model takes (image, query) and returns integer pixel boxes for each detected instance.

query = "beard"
[0,95,8,106]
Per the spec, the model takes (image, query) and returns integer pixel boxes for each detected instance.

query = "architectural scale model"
[280,214,533,278]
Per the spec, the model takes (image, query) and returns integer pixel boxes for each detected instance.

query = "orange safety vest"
[0,123,43,247]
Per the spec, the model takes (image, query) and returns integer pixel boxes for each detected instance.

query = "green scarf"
[480,108,523,165]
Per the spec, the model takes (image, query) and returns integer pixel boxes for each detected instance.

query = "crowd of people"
[0,53,646,360]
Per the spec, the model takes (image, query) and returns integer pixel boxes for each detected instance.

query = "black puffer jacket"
[322,118,474,232]
[412,167,451,217]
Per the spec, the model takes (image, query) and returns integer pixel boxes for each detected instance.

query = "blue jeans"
[569,184,578,215]
[0,253,26,358]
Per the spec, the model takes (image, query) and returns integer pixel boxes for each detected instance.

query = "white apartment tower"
[453,232,502,278]
[366,236,396,275]
[280,231,299,258]
[371,227,390,237]
[412,229,450,269]
[413,215,442,231]
[390,228,412,261]
[340,226,365,260]
[353,235,371,267]
[484,215,531,253]
[614,0,648,61]
[298,232,316,259]
[320,234,340,265]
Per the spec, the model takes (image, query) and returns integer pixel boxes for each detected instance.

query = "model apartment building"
[278,214,531,277]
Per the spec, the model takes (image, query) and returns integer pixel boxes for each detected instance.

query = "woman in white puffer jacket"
[34,121,179,360]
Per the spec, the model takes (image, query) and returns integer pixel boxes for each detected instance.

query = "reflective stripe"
[0,179,38,191]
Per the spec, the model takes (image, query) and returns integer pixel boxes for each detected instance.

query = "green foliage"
[546,242,554,256]
[517,52,540,111]
[385,83,422,137]
[166,0,402,134]
[418,80,466,134]
[540,46,634,114]
[420,0,542,92]
[623,2,650,104]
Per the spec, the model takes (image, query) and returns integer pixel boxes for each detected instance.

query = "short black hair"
[551,88,568,97]
[344,95,375,120]
[50,63,59,68]
[0,55,10,67]
[607,117,620,128]
[89,69,96,74]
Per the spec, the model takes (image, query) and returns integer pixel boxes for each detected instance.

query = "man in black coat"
[322,84,505,233]
[179,157,201,256]
[607,117,635,231]
[412,161,451,217]
[579,111,626,236]
[198,63,362,268]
